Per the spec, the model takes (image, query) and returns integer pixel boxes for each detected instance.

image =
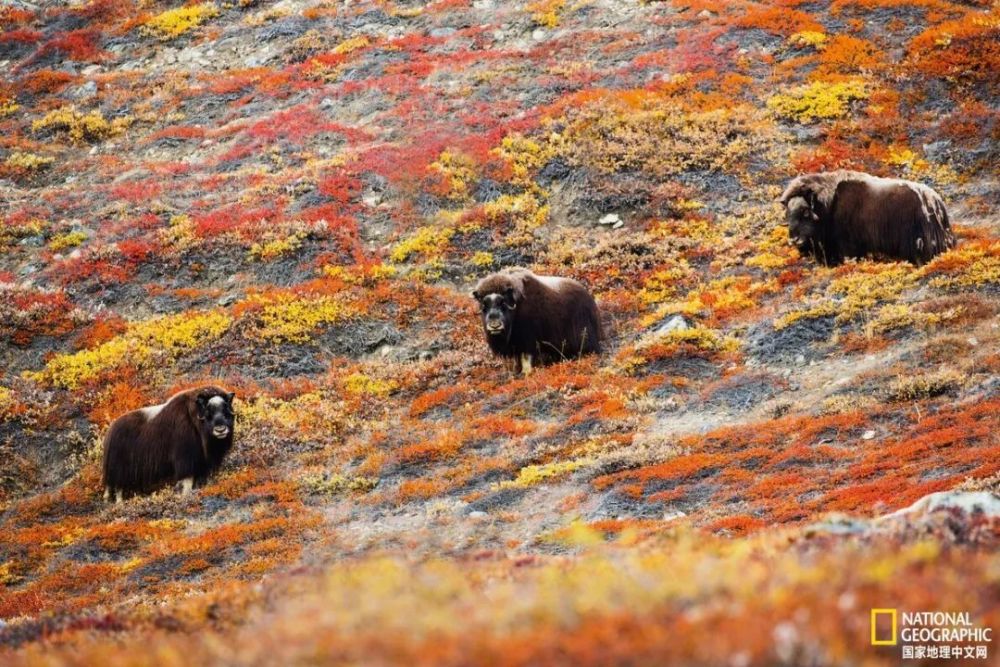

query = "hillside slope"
[1,0,998,664]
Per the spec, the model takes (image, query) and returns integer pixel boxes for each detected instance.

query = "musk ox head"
[472,272,525,339]
[784,195,820,252]
[195,389,236,440]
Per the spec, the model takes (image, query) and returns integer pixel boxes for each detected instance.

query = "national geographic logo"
[872,609,993,660]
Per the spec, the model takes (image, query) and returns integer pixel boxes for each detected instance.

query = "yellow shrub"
[48,231,87,251]
[161,213,198,252]
[390,226,455,263]
[4,152,54,170]
[0,386,16,421]
[299,473,378,495]
[428,150,478,201]
[322,263,396,284]
[497,458,592,490]
[776,263,914,329]
[483,192,549,246]
[638,260,693,306]
[527,0,565,28]
[864,304,940,337]
[332,35,370,55]
[493,133,555,188]
[249,231,306,260]
[143,3,219,40]
[28,310,232,389]
[0,97,18,117]
[0,218,46,246]
[470,251,495,267]
[344,372,398,398]
[242,293,351,343]
[767,79,868,122]
[559,104,770,178]
[788,31,828,49]
[32,106,131,143]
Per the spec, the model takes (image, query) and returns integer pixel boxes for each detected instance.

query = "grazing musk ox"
[778,170,956,266]
[102,386,235,501]
[472,268,602,375]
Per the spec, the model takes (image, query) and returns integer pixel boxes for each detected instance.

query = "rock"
[531,28,547,41]
[804,514,870,537]
[468,510,488,519]
[217,294,237,307]
[430,27,457,38]
[878,491,1000,522]
[655,315,690,335]
[473,0,494,7]
[861,430,876,440]
[922,140,951,161]
[598,213,621,226]
[794,353,805,365]
[69,81,97,99]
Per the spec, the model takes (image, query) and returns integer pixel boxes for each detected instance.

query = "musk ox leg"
[180,477,194,496]
[103,487,110,502]
[520,353,533,376]
[115,490,123,504]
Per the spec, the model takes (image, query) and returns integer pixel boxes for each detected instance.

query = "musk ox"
[472,268,602,375]
[778,170,956,266]
[102,386,235,501]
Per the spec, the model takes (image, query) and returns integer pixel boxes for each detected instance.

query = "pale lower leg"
[115,490,123,504]
[521,353,533,375]
[180,477,194,496]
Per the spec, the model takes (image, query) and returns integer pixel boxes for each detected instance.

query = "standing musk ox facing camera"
[472,268,602,375]
[102,386,235,502]
[779,170,956,266]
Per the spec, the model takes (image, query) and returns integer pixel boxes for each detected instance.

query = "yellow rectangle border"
[871,608,897,646]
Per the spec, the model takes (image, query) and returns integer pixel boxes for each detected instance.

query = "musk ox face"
[785,196,820,252]
[196,391,235,440]
[474,288,519,337]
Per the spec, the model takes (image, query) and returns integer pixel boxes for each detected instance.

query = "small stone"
[922,140,952,161]
[794,353,806,365]
[862,430,876,440]
[968,337,978,346]
[531,28,547,41]
[612,220,624,229]
[469,510,488,519]
[598,213,621,226]
[655,315,690,335]
[217,294,237,307]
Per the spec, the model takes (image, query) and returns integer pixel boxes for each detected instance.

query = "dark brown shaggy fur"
[102,386,235,500]
[779,170,956,266]
[472,268,602,374]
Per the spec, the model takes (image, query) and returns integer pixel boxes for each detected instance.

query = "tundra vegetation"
[0,1,998,665]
